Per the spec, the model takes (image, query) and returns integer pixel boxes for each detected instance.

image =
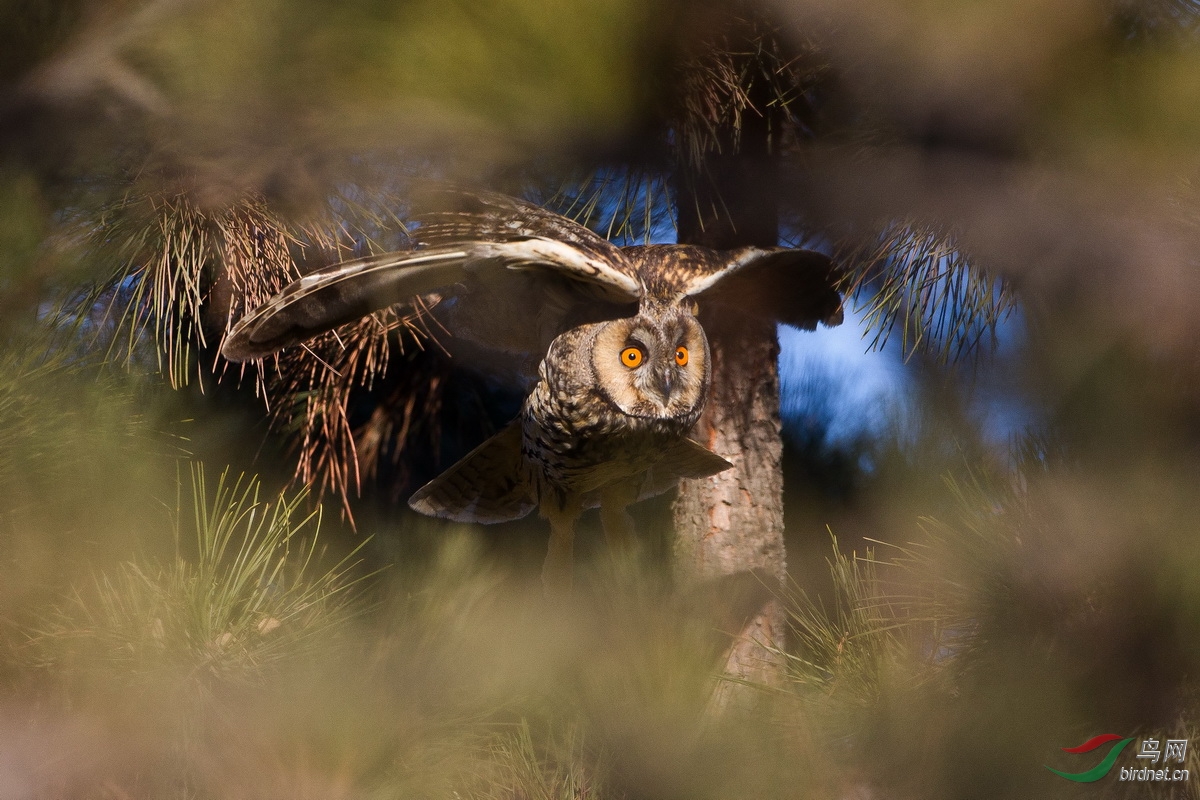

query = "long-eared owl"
[222,191,842,589]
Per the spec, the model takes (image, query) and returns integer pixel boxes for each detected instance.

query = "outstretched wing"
[414,189,627,266]
[574,436,733,509]
[685,246,844,330]
[632,437,733,502]
[625,244,843,330]
[408,421,535,523]
[221,237,642,362]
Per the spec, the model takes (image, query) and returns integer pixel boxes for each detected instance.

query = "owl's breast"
[520,375,692,505]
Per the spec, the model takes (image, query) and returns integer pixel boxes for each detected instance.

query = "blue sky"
[779,303,1033,450]
[778,304,910,445]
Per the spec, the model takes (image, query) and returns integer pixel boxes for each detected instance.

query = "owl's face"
[590,303,710,422]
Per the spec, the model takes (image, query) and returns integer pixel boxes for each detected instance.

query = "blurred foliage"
[0,319,176,618]
[4,437,1198,797]
[21,465,369,691]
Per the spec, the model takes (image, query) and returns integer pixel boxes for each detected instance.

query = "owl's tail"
[408,421,536,524]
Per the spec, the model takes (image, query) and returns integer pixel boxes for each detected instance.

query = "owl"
[222,191,842,589]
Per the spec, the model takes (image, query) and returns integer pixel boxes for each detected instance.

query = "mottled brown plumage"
[222,191,843,590]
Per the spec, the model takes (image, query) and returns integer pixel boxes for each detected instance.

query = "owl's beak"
[655,367,674,402]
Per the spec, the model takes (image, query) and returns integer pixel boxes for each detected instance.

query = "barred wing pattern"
[222,236,640,363]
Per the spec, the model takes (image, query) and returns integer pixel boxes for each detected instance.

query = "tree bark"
[672,321,784,585]
[671,71,789,701]
[672,316,789,702]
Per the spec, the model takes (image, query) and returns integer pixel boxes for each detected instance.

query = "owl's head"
[591,302,710,423]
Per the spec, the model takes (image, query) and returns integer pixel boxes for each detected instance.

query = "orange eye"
[675,346,689,366]
[620,347,644,368]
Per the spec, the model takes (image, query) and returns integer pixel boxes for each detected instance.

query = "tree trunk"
[671,85,789,703]
[672,316,789,702]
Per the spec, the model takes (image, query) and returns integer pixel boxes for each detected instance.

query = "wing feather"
[221,238,641,362]
[633,437,732,501]
[416,189,628,268]
[685,247,844,330]
[572,437,732,505]
[407,422,535,523]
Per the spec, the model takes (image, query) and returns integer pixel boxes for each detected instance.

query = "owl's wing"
[635,438,732,500]
[221,238,641,362]
[407,421,536,523]
[577,436,732,504]
[680,247,844,330]
[414,190,628,267]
